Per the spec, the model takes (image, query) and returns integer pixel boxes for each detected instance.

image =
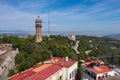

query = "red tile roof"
[8,57,76,80]
[27,64,62,80]
[8,70,35,80]
[56,58,76,68]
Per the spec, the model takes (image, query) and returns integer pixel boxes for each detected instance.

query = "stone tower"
[35,16,42,42]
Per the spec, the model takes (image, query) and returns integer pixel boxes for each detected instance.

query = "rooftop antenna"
[48,12,50,37]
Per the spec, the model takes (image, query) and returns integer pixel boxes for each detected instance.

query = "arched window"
[98,76,103,80]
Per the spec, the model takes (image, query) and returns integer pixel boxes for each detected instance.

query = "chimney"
[60,61,64,66]
[65,56,69,62]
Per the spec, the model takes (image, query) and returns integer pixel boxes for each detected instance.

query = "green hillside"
[0,35,120,77]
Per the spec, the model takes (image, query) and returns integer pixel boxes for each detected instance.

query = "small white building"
[81,60,115,80]
[68,35,76,41]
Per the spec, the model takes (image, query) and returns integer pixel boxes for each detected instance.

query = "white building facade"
[81,60,115,80]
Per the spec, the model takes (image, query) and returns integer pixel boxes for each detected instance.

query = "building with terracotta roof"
[81,60,115,80]
[8,57,78,80]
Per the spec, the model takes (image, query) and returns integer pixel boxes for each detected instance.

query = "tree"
[8,70,15,77]
[15,52,24,64]
[53,45,69,57]
[18,61,26,72]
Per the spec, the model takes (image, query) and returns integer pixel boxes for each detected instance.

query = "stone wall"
[0,50,18,80]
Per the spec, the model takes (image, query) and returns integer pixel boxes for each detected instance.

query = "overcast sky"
[0,0,120,35]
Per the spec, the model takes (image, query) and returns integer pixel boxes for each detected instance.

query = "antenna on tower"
[48,12,50,37]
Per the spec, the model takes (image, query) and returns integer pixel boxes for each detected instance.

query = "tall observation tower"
[35,16,42,42]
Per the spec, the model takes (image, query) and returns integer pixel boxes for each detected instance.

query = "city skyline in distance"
[0,0,120,35]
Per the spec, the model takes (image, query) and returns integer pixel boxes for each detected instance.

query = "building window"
[93,75,96,79]
[74,70,75,77]
[75,69,77,75]
[72,70,75,78]
[85,70,87,73]
[59,75,62,80]
[98,76,103,80]
[90,73,93,77]
[70,73,72,79]
[102,76,104,78]
[93,73,96,79]
[88,71,90,76]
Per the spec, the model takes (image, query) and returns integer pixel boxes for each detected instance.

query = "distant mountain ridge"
[0,30,120,37]
[105,33,120,39]
[0,30,32,34]
[0,30,34,37]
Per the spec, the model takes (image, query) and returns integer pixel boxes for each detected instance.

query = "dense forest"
[0,35,120,78]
